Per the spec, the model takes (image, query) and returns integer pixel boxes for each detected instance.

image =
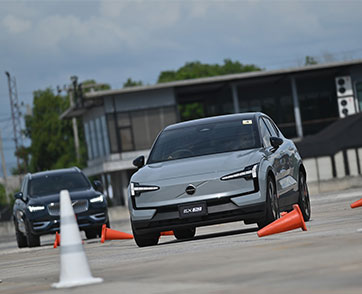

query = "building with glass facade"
[62,59,362,205]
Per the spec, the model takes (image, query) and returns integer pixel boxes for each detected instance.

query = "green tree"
[123,78,143,88]
[157,59,262,83]
[305,56,318,66]
[24,88,86,172]
[11,145,30,175]
[0,183,7,206]
[81,79,111,93]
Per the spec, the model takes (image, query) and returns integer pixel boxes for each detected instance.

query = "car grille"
[48,200,89,216]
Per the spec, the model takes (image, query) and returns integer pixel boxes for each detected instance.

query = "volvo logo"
[185,184,196,195]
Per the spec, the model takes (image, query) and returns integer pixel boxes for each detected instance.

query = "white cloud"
[99,0,127,18]
[3,14,31,34]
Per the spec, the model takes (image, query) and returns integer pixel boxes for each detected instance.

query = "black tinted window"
[148,119,260,163]
[260,119,272,147]
[28,172,91,197]
[262,117,279,137]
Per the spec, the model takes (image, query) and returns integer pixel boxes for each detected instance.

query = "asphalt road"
[1,188,362,294]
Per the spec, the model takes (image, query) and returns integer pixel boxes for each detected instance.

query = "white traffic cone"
[52,190,103,288]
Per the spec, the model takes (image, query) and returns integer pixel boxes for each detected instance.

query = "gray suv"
[129,113,311,247]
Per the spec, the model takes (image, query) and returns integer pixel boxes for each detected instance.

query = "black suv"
[13,167,109,248]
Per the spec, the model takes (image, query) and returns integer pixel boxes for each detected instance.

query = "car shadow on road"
[158,226,259,246]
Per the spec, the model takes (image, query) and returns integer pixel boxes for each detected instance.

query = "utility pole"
[69,76,81,163]
[5,71,23,175]
[0,130,10,203]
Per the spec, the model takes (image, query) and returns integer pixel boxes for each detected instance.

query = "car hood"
[132,148,263,183]
[27,189,100,206]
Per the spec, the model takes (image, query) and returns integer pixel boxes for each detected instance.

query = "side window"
[262,117,279,137]
[20,177,28,198]
[259,118,272,148]
[23,178,28,197]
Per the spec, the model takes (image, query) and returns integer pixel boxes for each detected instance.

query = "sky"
[1,0,362,177]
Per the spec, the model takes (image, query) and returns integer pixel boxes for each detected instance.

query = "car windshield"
[148,118,260,164]
[28,172,91,197]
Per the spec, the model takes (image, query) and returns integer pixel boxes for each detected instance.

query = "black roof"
[165,113,260,131]
[296,112,362,158]
[29,167,81,179]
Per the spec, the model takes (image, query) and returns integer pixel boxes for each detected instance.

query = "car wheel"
[15,221,28,248]
[173,228,196,240]
[298,171,311,221]
[257,176,280,229]
[131,223,159,247]
[25,221,40,247]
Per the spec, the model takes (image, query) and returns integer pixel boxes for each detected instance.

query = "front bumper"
[131,191,266,234]
[28,208,109,235]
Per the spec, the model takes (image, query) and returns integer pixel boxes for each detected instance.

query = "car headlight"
[220,164,259,181]
[28,205,45,212]
[90,195,104,203]
[130,182,160,196]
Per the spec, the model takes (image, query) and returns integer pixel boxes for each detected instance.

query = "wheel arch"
[266,167,277,191]
[299,163,307,182]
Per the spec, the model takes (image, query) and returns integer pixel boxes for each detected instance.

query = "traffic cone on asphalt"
[257,204,307,238]
[52,190,103,288]
[160,231,174,236]
[53,232,61,248]
[100,224,133,243]
[350,198,362,209]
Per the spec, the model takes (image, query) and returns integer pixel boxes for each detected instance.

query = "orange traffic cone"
[280,211,288,217]
[160,231,174,236]
[53,232,61,248]
[350,198,362,209]
[257,204,307,237]
[100,224,133,243]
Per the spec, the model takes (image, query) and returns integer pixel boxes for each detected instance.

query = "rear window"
[28,172,91,197]
[148,119,260,164]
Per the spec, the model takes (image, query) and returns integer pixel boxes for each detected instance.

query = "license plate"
[178,202,207,218]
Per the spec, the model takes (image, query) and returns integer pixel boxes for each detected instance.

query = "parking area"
[1,187,362,294]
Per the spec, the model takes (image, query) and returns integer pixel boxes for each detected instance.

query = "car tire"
[25,221,40,247]
[257,176,280,229]
[173,228,196,240]
[15,222,28,248]
[85,228,99,239]
[298,171,311,222]
[131,223,159,247]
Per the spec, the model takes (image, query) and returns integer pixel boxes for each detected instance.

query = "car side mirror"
[270,136,283,149]
[133,155,145,168]
[93,180,103,192]
[14,192,23,200]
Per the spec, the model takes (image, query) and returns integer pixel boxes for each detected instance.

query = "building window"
[298,75,339,135]
[95,117,105,157]
[106,106,177,153]
[84,122,93,159]
[101,116,110,155]
[117,113,134,151]
[356,82,362,112]
[107,114,118,153]
[237,81,296,138]
[89,120,99,158]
